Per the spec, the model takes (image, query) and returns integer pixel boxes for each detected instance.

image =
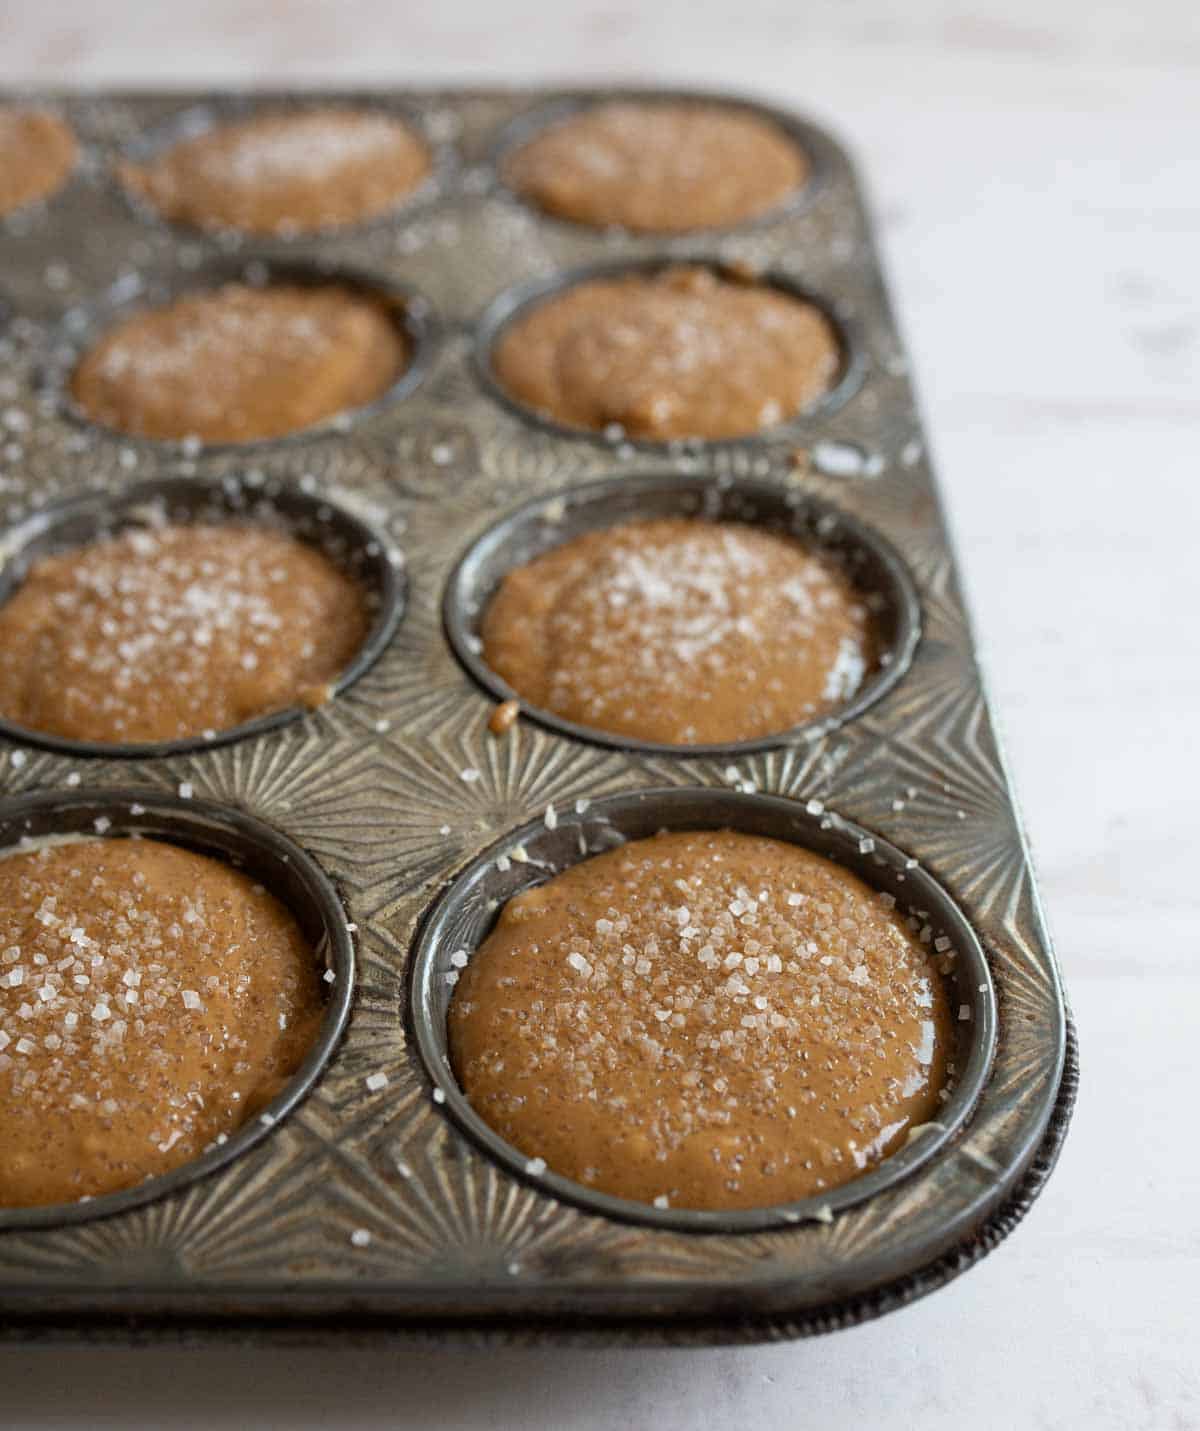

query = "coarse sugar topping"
[492,265,840,440]
[449,830,953,1211]
[118,108,430,236]
[482,517,878,746]
[0,521,370,745]
[504,101,806,234]
[0,837,324,1208]
[70,282,409,444]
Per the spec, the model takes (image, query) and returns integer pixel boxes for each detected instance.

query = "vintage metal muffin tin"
[0,87,1074,1344]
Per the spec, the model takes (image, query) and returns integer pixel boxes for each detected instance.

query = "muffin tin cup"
[42,254,436,457]
[410,785,997,1234]
[0,787,355,1232]
[487,87,843,239]
[473,255,865,452]
[110,91,457,244]
[0,472,406,759]
[0,102,89,232]
[443,471,920,757]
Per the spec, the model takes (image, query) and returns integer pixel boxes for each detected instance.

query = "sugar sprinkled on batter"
[0,522,369,744]
[482,518,878,745]
[449,830,953,1211]
[0,838,323,1208]
[504,101,806,234]
[493,266,840,441]
[118,108,430,236]
[71,283,408,444]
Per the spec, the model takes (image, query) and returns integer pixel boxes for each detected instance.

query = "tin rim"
[0,787,356,1231]
[486,87,840,238]
[473,255,864,453]
[409,786,998,1234]
[110,92,454,242]
[0,473,406,759]
[443,472,921,757]
[43,254,436,457]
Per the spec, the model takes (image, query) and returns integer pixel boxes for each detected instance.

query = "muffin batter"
[118,107,430,235]
[492,266,841,440]
[481,518,878,746]
[0,837,324,1208]
[0,108,77,216]
[503,101,806,233]
[450,830,951,1210]
[71,282,408,444]
[0,522,370,744]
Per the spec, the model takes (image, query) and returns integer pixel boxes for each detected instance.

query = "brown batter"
[450,830,951,1211]
[71,281,408,444]
[0,837,324,1208]
[492,266,841,440]
[0,522,369,745]
[503,101,806,233]
[481,518,878,746]
[0,108,77,217]
[118,107,430,235]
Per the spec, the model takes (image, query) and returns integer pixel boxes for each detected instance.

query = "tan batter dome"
[491,265,841,441]
[70,281,409,444]
[0,521,370,745]
[0,108,77,216]
[503,100,807,233]
[0,837,324,1208]
[481,517,879,746]
[449,830,953,1211]
[118,107,431,235]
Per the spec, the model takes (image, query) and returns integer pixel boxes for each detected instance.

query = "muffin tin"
[0,87,1074,1344]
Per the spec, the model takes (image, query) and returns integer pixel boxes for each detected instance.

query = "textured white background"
[1,2,1198,1427]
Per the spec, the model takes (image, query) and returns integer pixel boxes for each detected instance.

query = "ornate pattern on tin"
[0,88,1072,1342]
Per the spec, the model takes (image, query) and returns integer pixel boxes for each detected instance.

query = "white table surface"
[2,2,1198,1427]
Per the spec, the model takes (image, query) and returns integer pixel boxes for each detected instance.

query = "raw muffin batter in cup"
[0,107,77,216]
[491,266,841,441]
[118,107,430,235]
[481,517,879,746]
[0,836,324,1208]
[503,100,807,233]
[449,830,952,1211]
[70,281,409,444]
[0,521,370,745]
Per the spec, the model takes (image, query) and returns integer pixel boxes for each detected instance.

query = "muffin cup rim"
[472,253,865,450]
[408,785,998,1235]
[0,472,406,759]
[0,787,356,1231]
[442,470,921,757]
